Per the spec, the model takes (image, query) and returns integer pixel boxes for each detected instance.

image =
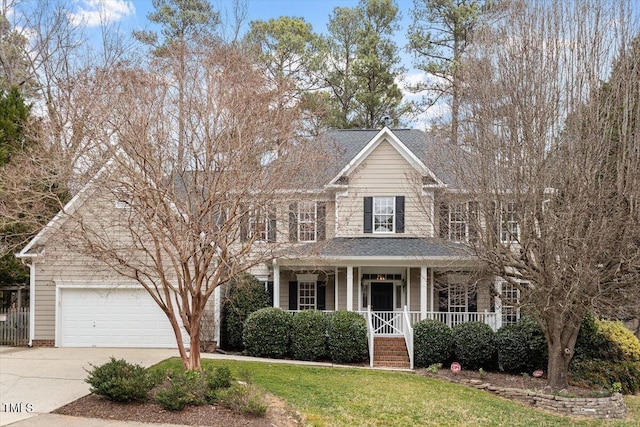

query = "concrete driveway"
[0,346,177,426]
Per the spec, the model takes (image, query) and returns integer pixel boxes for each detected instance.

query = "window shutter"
[317,202,326,241]
[491,201,499,243]
[395,196,405,233]
[364,197,373,233]
[267,281,274,306]
[268,207,277,242]
[468,201,479,242]
[289,202,298,242]
[240,205,249,242]
[317,281,326,310]
[288,281,298,310]
[439,202,449,239]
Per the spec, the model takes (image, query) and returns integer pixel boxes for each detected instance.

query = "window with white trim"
[449,203,467,241]
[373,197,394,233]
[298,201,317,242]
[501,282,520,325]
[249,206,269,241]
[298,281,316,310]
[448,284,467,313]
[500,202,519,243]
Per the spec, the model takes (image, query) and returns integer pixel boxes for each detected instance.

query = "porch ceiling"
[280,237,478,267]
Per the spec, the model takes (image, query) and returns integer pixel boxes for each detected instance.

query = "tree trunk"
[545,319,582,391]
[546,341,572,391]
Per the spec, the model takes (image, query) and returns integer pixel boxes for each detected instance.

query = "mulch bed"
[54,392,301,427]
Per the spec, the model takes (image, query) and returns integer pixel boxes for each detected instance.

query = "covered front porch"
[265,238,517,368]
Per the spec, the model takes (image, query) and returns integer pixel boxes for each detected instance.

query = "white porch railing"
[366,306,374,368]
[409,311,500,331]
[402,306,414,369]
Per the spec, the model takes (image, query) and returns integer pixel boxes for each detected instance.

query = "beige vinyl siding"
[32,189,151,341]
[336,139,432,237]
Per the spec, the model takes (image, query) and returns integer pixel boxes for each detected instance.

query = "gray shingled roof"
[324,128,463,187]
[284,237,474,259]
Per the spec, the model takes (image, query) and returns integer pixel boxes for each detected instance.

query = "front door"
[371,282,394,311]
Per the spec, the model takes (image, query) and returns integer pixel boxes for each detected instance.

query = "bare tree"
[11,40,327,370]
[436,0,640,390]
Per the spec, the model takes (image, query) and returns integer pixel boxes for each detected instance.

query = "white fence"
[0,308,29,346]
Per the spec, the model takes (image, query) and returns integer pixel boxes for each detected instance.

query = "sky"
[65,0,435,128]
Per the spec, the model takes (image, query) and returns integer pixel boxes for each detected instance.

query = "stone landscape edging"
[460,378,627,419]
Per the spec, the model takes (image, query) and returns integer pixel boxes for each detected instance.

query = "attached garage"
[58,286,189,348]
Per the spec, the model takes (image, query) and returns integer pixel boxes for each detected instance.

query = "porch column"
[29,261,35,346]
[406,267,411,310]
[334,267,339,310]
[420,266,427,320]
[346,265,354,311]
[273,260,280,308]
[494,280,503,330]
[214,285,221,345]
[429,268,435,312]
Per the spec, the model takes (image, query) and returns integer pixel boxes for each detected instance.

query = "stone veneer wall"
[461,379,627,419]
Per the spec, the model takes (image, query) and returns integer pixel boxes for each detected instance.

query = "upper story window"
[500,202,519,243]
[364,196,405,234]
[374,197,394,233]
[289,202,326,242]
[440,201,478,242]
[298,201,317,242]
[249,206,269,241]
[242,205,276,242]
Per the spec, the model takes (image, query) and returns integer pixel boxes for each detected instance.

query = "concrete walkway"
[1,347,410,427]
[0,347,176,426]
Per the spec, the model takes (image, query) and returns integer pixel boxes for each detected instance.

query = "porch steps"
[373,337,410,368]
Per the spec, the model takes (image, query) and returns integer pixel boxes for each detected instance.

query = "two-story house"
[16,127,520,367]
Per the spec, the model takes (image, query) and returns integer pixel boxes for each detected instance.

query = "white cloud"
[69,0,135,27]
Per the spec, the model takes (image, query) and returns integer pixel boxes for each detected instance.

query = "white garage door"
[59,287,190,348]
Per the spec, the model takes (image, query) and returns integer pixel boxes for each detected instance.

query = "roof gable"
[326,127,444,187]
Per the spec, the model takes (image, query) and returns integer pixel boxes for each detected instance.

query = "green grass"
[150,359,640,427]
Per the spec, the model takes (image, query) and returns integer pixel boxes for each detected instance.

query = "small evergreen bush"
[222,273,271,350]
[496,325,529,373]
[290,310,328,361]
[327,310,368,363]
[155,370,208,410]
[85,357,156,402]
[413,319,453,367]
[154,366,234,411]
[243,307,292,358]
[575,314,640,362]
[452,322,497,370]
[219,383,267,416]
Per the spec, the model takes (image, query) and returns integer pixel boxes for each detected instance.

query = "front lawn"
[151,359,640,427]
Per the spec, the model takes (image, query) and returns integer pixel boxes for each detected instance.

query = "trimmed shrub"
[208,366,233,390]
[496,325,529,373]
[513,316,548,371]
[413,319,453,368]
[85,357,156,402]
[222,273,271,350]
[452,322,497,370]
[570,360,640,395]
[290,310,328,361]
[243,307,292,358]
[327,310,368,364]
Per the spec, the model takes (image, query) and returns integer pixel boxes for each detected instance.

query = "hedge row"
[413,316,547,372]
[242,308,368,364]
